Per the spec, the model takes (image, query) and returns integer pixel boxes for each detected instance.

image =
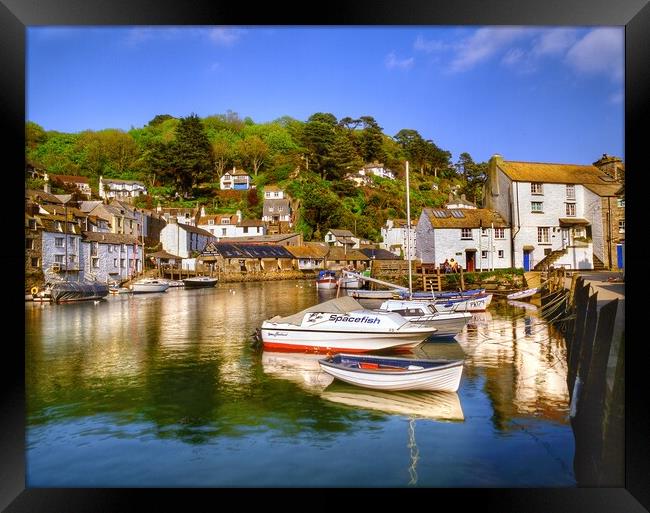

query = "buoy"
[31,286,39,295]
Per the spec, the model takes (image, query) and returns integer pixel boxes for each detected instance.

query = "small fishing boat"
[35,279,110,303]
[259,296,438,353]
[316,270,338,289]
[131,278,170,294]
[318,353,464,392]
[338,275,362,289]
[431,293,493,313]
[182,276,218,288]
[350,290,400,299]
[506,288,539,300]
[378,299,472,339]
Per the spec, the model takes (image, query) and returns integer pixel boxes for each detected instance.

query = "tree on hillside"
[147,114,174,127]
[211,137,234,179]
[329,131,362,181]
[358,116,385,164]
[26,121,47,151]
[236,135,268,176]
[168,113,214,196]
[301,112,338,178]
[455,152,487,205]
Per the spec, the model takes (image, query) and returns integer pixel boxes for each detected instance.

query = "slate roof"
[201,242,293,259]
[423,208,509,228]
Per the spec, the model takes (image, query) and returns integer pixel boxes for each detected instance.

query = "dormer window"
[221,218,230,224]
[208,219,214,225]
[531,183,543,195]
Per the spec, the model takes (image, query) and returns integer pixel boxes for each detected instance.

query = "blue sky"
[27,26,624,165]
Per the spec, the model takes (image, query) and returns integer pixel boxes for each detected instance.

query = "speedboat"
[131,278,170,294]
[378,299,472,339]
[318,353,464,392]
[259,296,438,353]
[316,270,338,289]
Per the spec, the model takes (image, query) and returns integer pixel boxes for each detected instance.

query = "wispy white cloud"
[448,27,530,72]
[122,26,246,47]
[531,28,579,57]
[565,28,624,81]
[385,52,414,70]
[500,48,537,74]
[413,35,449,53]
[207,27,245,46]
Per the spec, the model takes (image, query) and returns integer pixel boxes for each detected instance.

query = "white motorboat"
[318,353,464,392]
[338,275,362,289]
[259,296,438,353]
[131,278,170,294]
[378,299,472,339]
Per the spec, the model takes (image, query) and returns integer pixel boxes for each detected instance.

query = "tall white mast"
[405,161,413,297]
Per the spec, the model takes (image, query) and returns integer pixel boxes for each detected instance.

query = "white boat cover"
[268,296,365,326]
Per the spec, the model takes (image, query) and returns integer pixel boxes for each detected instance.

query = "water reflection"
[26,282,574,487]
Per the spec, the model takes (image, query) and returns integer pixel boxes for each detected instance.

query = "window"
[120,258,125,268]
[92,257,99,269]
[113,258,118,267]
[531,183,543,195]
[494,228,505,239]
[222,228,227,236]
[55,237,64,247]
[531,201,543,213]
[481,250,488,259]
[481,228,488,236]
[565,203,576,216]
[617,198,625,208]
[538,227,550,244]
[31,257,39,268]
[461,228,472,239]
[274,192,279,197]
[619,220,625,233]
[28,219,37,230]
[55,254,65,263]
[208,219,214,225]
[130,220,133,229]
[243,227,249,234]
[566,185,575,199]
[221,218,230,224]
[498,250,504,258]
[108,245,113,253]
[26,238,34,250]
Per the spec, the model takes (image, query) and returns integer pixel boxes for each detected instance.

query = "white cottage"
[416,208,511,271]
[220,167,252,190]
[159,217,215,259]
[380,219,417,260]
[483,155,618,270]
[99,176,147,200]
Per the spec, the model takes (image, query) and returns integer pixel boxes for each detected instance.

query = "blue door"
[523,251,530,271]
[616,244,624,269]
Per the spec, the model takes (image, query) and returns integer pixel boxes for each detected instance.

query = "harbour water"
[25,280,575,487]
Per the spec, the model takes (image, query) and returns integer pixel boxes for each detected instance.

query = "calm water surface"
[25,280,575,487]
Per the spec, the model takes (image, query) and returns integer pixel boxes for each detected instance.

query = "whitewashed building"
[197,209,266,241]
[416,208,511,271]
[325,229,358,249]
[159,217,215,259]
[483,155,621,270]
[99,176,147,200]
[220,168,252,190]
[49,174,92,198]
[359,161,396,180]
[380,219,417,260]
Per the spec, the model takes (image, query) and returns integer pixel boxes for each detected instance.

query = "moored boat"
[259,296,438,353]
[316,270,338,289]
[182,276,218,288]
[430,293,493,313]
[43,280,110,303]
[337,275,362,289]
[378,299,472,339]
[506,288,539,300]
[131,278,170,294]
[318,353,464,392]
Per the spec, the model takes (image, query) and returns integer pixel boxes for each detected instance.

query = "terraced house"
[483,154,625,271]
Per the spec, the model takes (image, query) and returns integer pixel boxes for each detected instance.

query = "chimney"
[485,154,504,208]
[43,172,51,194]
[593,154,623,182]
[157,201,162,213]
[236,210,242,223]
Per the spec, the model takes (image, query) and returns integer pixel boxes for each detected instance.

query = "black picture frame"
[5,0,646,510]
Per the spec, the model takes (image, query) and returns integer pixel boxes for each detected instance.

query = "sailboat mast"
[405,161,413,296]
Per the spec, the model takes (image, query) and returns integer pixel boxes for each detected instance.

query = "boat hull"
[319,355,464,392]
[432,294,492,312]
[316,278,338,289]
[131,283,170,293]
[48,282,110,303]
[182,278,218,288]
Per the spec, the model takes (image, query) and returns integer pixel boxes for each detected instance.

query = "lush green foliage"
[26,112,487,241]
